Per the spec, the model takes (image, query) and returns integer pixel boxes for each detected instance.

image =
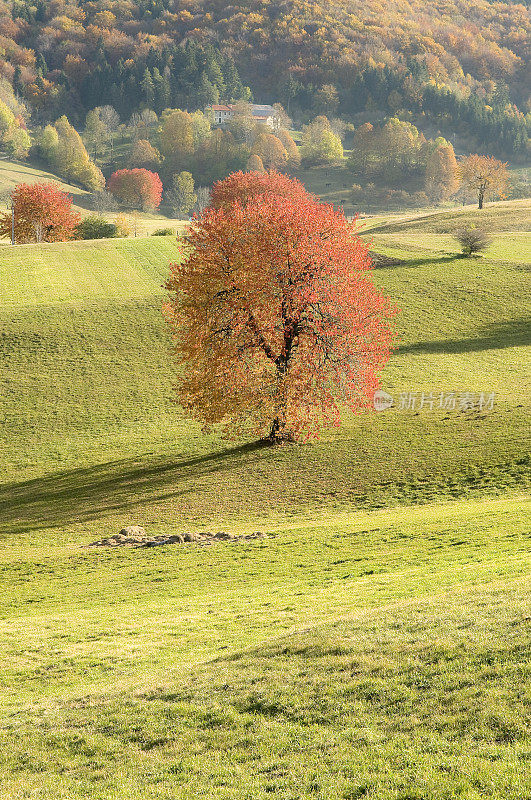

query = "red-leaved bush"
[108,168,163,210]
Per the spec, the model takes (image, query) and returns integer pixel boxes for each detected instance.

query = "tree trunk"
[478,190,484,209]
[264,411,294,444]
[267,416,284,441]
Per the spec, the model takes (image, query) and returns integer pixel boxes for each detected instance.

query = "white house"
[211,105,233,125]
[210,103,280,129]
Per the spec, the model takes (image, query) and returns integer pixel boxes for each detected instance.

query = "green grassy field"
[0,200,529,798]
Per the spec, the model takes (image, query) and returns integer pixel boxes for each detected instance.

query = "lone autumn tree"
[459,154,509,209]
[164,173,396,442]
[0,182,80,243]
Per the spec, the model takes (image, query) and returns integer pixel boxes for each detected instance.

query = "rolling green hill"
[0,200,529,798]
[0,158,90,207]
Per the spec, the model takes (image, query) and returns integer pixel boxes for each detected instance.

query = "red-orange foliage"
[108,168,163,210]
[0,182,80,243]
[165,179,397,442]
[209,170,314,212]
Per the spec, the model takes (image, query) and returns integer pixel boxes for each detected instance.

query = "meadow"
[0,159,184,238]
[0,198,529,798]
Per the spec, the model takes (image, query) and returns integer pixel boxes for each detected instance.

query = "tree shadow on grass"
[398,318,531,356]
[371,253,462,269]
[0,441,272,535]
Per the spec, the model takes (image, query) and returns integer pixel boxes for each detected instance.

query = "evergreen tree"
[141,69,155,110]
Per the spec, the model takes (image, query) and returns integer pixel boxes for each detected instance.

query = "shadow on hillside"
[0,441,271,535]
[398,318,531,356]
[369,251,462,270]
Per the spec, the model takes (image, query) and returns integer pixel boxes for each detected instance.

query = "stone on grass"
[119,525,146,538]
[88,528,270,548]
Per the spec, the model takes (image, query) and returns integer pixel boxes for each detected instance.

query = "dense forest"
[0,0,528,158]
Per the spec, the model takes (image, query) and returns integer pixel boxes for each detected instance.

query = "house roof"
[209,103,279,117]
[251,104,277,115]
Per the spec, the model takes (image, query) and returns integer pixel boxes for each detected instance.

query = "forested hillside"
[1,0,529,157]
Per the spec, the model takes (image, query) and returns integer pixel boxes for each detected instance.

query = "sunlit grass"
[0,199,529,798]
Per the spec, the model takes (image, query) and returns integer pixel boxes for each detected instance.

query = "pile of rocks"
[88,525,268,548]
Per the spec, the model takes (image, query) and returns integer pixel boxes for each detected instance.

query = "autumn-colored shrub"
[114,214,132,237]
[76,215,118,239]
[454,228,491,256]
[351,184,428,209]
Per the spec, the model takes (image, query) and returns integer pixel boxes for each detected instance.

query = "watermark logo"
[373,390,394,411]
[373,390,495,412]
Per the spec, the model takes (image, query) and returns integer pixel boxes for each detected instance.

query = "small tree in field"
[108,168,163,211]
[0,183,80,243]
[164,174,396,442]
[459,154,509,209]
[454,227,491,256]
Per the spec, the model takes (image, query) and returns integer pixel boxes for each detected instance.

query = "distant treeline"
[1,0,528,158]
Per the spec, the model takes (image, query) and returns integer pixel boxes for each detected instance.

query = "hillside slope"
[0,158,91,207]
[0,496,530,798]
[0,201,529,526]
[0,201,529,798]
[2,0,528,101]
